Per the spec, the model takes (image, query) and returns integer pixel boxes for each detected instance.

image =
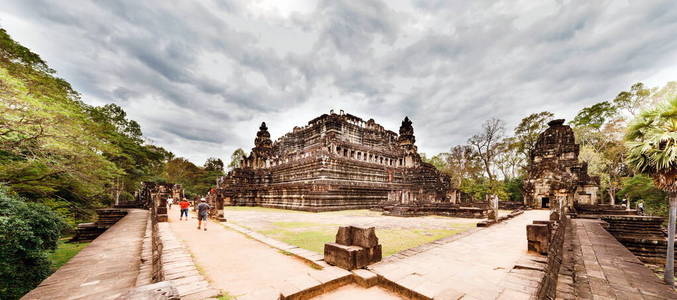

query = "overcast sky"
[2,0,677,165]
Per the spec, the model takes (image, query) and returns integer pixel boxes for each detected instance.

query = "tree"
[468,118,505,181]
[618,175,667,217]
[613,82,651,117]
[0,189,66,299]
[514,111,554,159]
[204,157,225,173]
[494,137,524,180]
[422,153,449,172]
[625,96,677,286]
[571,101,619,130]
[228,148,247,170]
[446,145,483,189]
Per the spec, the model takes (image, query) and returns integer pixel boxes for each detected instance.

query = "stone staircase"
[73,209,128,241]
[600,215,677,269]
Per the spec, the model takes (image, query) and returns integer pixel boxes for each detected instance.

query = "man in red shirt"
[179,198,190,221]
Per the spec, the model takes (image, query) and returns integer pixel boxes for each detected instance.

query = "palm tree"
[625,96,677,286]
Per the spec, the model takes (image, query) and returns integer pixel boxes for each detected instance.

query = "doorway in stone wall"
[541,197,550,208]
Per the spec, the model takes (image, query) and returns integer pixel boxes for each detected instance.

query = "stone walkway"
[168,206,395,299]
[565,219,677,299]
[368,209,550,299]
[22,209,148,300]
[158,222,220,299]
[311,284,402,299]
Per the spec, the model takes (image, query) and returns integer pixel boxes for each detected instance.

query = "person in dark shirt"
[197,198,211,231]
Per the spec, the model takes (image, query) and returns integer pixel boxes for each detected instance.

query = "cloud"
[1,0,676,164]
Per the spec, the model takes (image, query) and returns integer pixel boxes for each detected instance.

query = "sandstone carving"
[214,111,453,212]
[523,119,599,208]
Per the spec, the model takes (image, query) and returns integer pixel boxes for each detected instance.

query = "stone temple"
[215,110,452,212]
[523,119,599,208]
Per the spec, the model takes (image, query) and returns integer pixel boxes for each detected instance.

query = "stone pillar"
[487,194,499,221]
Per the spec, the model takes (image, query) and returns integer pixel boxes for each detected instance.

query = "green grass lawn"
[251,221,476,257]
[224,206,310,214]
[48,239,90,271]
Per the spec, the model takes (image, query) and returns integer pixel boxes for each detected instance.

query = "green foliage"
[459,177,508,202]
[228,148,247,170]
[422,153,448,171]
[0,189,66,299]
[503,177,524,202]
[571,101,619,129]
[514,111,554,157]
[0,27,170,229]
[164,157,223,198]
[619,175,668,217]
[624,96,677,179]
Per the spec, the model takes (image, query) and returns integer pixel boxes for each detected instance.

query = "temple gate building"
[524,119,599,208]
[216,110,452,212]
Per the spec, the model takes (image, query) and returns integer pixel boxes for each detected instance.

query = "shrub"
[0,189,66,299]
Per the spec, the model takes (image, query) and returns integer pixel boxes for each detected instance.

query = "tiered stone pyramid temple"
[523,119,599,209]
[216,110,452,212]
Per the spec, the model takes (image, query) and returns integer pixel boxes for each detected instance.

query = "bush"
[0,189,66,299]
[618,175,668,217]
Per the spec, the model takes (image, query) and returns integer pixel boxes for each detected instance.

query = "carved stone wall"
[216,111,452,212]
[524,119,599,208]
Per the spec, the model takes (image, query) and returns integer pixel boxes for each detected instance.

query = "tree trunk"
[608,188,616,206]
[665,192,676,286]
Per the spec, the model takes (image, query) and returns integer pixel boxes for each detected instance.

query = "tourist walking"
[179,198,190,221]
[197,198,211,231]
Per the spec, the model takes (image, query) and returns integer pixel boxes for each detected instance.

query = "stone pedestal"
[324,226,382,270]
[527,224,550,255]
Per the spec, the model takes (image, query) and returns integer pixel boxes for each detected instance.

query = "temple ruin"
[215,110,453,212]
[524,119,599,208]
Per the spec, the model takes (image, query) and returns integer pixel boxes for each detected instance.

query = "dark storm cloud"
[2,0,677,163]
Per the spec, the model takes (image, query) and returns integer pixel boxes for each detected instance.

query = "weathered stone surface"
[325,226,383,270]
[523,119,599,208]
[527,224,550,255]
[22,210,148,300]
[335,226,352,246]
[600,215,677,271]
[533,220,553,232]
[117,281,180,300]
[565,219,677,299]
[352,269,379,288]
[324,243,360,270]
[351,226,378,248]
[367,244,382,263]
[213,111,453,213]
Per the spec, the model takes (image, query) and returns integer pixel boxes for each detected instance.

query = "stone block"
[335,226,352,246]
[324,243,363,270]
[157,214,168,222]
[354,247,370,269]
[352,269,378,288]
[527,224,550,255]
[351,226,378,248]
[533,220,553,233]
[367,244,382,263]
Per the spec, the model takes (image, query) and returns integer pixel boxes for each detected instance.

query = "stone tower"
[249,122,272,168]
[523,119,599,208]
